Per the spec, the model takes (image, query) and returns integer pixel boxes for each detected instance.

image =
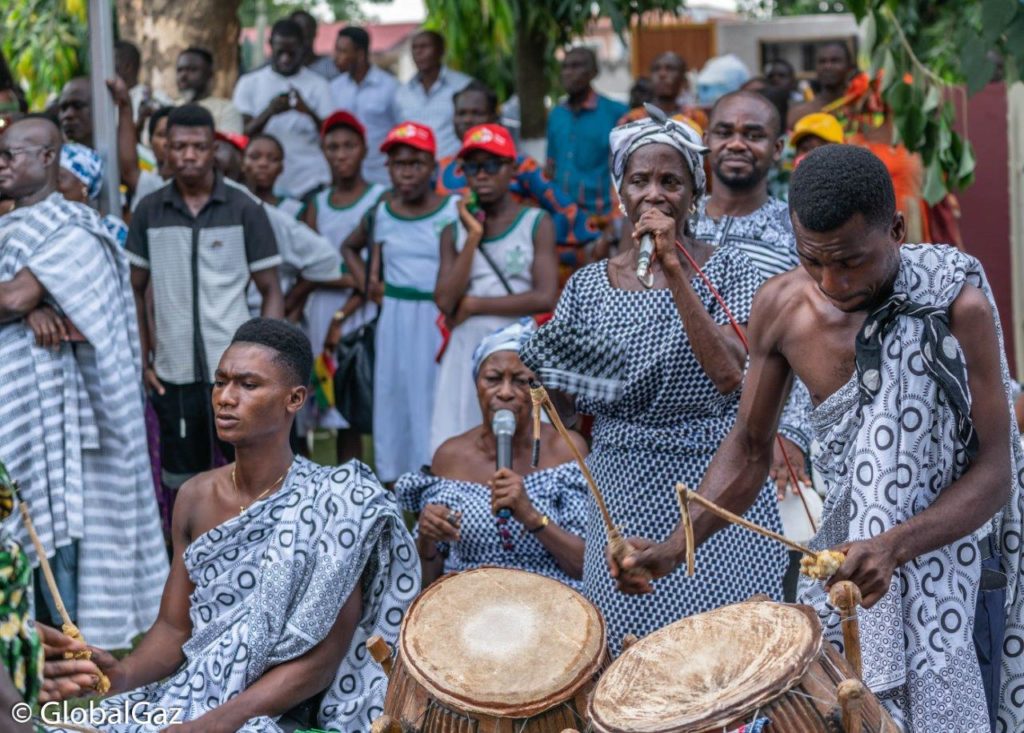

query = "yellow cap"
[790,112,845,147]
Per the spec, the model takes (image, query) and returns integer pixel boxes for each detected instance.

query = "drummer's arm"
[616,288,791,592]
[184,586,363,733]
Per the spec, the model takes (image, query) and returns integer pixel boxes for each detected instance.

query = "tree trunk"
[516,23,549,141]
[116,0,242,100]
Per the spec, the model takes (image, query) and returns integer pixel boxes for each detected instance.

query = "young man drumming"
[44,318,419,733]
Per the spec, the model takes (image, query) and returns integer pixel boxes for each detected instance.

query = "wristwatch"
[528,515,550,534]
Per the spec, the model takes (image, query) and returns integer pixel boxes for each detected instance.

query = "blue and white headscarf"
[609,115,709,200]
[60,143,104,201]
[471,318,536,380]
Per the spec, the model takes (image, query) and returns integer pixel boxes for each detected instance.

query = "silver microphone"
[492,409,516,518]
[636,233,655,285]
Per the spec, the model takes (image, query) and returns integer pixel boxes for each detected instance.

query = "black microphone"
[492,409,515,519]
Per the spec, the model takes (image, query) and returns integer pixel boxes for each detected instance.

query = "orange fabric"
[617,105,709,136]
[848,134,931,243]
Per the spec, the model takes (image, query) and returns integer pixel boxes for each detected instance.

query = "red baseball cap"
[215,130,249,152]
[321,110,366,140]
[380,121,436,156]
[458,123,516,160]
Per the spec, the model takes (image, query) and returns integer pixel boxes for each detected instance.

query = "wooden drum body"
[382,567,607,732]
[589,601,899,733]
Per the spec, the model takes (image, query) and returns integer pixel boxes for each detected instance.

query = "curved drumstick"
[529,382,650,580]
[829,581,864,679]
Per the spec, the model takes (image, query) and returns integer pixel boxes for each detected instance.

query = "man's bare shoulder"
[174,465,231,536]
[754,267,812,315]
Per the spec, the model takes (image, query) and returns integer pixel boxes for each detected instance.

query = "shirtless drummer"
[613,144,1022,732]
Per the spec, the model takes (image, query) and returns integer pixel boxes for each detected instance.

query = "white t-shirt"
[232,66,334,199]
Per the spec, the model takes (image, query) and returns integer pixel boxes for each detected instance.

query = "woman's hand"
[489,469,540,527]
[632,208,683,275]
[418,503,460,544]
[457,199,485,241]
[450,296,477,327]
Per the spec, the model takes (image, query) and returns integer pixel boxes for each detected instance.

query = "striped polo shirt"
[126,172,281,385]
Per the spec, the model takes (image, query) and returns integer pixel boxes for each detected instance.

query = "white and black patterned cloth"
[0,194,167,648]
[520,318,628,402]
[800,244,1024,732]
[49,458,420,733]
[694,195,815,452]
[539,251,787,656]
[396,462,589,590]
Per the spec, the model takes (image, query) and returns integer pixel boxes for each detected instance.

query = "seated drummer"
[42,318,420,733]
[397,320,589,589]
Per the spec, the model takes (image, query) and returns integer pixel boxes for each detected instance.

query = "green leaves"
[961,32,996,95]
[3,0,88,108]
[981,0,1018,42]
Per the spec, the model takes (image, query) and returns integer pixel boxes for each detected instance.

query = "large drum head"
[400,567,606,717]
[590,602,821,733]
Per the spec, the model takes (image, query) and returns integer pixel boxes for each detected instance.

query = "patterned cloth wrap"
[0,193,167,648]
[47,458,420,733]
[0,460,43,709]
[520,318,628,402]
[801,244,1024,732]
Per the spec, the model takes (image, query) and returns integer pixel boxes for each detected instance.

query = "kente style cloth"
[608,115,708,201]
[800,244,1024,732]
[59,143,128,247]
[0,193,167,648]
[48,458,421,733]
[397,462,589,590]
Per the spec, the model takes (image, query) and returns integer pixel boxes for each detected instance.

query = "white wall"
[715,13,861,76]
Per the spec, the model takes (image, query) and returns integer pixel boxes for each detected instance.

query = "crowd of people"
[0,12,1019,733]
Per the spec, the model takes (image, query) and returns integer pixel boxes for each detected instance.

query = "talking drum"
[379,567,607,732]
[589,601,899,733]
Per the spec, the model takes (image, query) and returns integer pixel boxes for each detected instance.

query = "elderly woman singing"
[524,116,788,654]
[398,320,589,589]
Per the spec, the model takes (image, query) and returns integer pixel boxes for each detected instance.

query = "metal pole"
[254,0,268,67]
[88,0,121,216]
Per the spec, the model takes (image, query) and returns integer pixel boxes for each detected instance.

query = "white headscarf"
[471,318,536,380]
[609,113,709,201]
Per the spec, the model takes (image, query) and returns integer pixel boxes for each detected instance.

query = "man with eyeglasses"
[0,116,168,649]
[693,91,815,582]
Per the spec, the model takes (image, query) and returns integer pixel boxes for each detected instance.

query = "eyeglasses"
[0,146,51,165]
[461,159,508,177]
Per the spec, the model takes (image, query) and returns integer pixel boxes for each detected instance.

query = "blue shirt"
[330,65,400,186]
[546,89,627,219]
[392,65,473,159]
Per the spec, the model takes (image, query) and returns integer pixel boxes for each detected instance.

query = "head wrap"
[471,318,535,380]
[609,113,709,203]
[60,143,103,200]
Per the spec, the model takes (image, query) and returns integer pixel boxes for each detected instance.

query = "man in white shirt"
[330,26,397,186]
[233,19,334,199]
[391,30,472,159]
[176,47,244,134]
